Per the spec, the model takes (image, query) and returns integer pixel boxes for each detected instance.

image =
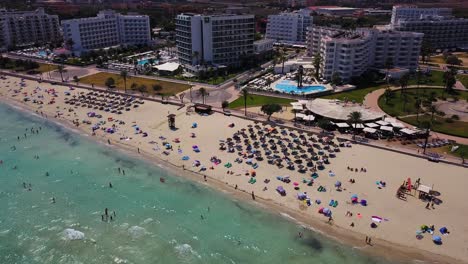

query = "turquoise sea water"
[275,80,326,94]
[0,102,396,264]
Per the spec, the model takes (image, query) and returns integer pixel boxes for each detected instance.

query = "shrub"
[445,118,454,123]
[451,114,460,120]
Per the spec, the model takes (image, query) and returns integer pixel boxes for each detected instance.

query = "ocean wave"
[128,226,147,239]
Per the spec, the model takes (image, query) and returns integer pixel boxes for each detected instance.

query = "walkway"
[363,86,468,145]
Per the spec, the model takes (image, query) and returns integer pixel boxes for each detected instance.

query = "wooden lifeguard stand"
[167,114,176,129]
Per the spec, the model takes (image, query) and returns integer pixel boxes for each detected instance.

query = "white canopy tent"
[295,113,306,119]
[303,115,315,121]
[365,122,379,128]
[390,122,405,128]
[336,123,350,128]
[363,127,377,133]
[379,126,393,132]
[376,120,390,126]
[400,128,417,135]
[351,124,365,129]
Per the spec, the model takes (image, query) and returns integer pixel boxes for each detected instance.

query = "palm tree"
[347,111,362,139]
[313,52,322,80]
[385,57,394,86]
[428,104,437,125]
[241,88,250,116]
[120,70,128,93]
[399,73,409,95]
[197,87,208,104]
[56,64,66,82]
[415,98,422,122]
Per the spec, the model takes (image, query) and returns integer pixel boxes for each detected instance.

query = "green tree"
[420,41,432,64]
[105,77,115,89]
[443,71,456,93]
[120,70,128,93]
[415,98,422,122]
[221,100,229,110]
[138,84,147,95]
[66,38,75,50]
[331,72,341,85]
[130,82,138,91]
[261,104,282,121]
[313,52,322,79]
[384,88,393,104]
[445,55,462,66]
[347,111,362,139]
[317,118,331,132]
[428,104,437,124]
[152,84,163,93]
[399,73,410,95]
[56,64,66,82]
[197,87,209,104]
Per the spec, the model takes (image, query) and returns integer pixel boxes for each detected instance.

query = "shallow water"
[0,103,397,264]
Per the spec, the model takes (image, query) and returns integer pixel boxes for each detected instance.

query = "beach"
[1,74,467,263]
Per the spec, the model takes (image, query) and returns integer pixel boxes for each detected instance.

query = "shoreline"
[0,91,463,264]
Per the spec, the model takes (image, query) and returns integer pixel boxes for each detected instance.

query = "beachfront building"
[265,9,312,45]
[307,26,423,82]
[61,10,151,55]
[254,38,275,54]
[175,13,255,72]
[390,5,468,50]
[0,8,61,51]
[390,6,452,25]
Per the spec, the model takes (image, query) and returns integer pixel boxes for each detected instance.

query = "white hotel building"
[265,9,312,45]
[0,8,61,51]
[390,6,468,50]
[175,13,255,70]
[307,27,423,82]
[62,10,151,55]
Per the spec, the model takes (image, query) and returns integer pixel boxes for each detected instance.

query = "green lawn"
[378,88,468,117]
[37,63,58,73]
[79,72,190,95]
[401,114,468,138]
[458,74,468,88]
[444,144,468,159]
[320,84,387,103]
[408,70,445,86]
[228,94,294,109]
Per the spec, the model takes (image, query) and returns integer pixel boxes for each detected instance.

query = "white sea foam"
[128,226,147,239]
[62,228,85,240]
[174,243,201,259]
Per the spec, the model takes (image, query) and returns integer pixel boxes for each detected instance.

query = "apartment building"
[175,13,255,69]
[265,9,312,45]
[62,10,150,55]
[307,26,423,82]
[390,6,452,24]
[390,6,468,50]
[0,8,61,51]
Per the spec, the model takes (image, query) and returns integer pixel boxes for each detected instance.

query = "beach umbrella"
[293,182,299,186]
[432,235,442,244]
[335,181,342,187]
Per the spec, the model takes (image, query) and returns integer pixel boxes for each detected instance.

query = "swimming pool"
[275,80,327,94]
[37,50,48,57]
[137,58,159,66]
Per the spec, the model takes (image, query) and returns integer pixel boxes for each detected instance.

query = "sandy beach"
[1,74,467,264]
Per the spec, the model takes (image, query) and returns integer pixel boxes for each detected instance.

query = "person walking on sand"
[251,191,255,200]
[425,202,430,209]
